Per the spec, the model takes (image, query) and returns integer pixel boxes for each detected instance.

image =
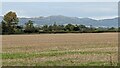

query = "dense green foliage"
[0,11,119,34]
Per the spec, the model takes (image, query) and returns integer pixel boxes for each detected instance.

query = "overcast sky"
[1,0,119,2]
[1,2,118,19]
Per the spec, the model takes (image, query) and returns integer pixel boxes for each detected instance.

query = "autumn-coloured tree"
[2,11,19,34]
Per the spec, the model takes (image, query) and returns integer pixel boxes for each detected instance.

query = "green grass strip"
[2,51,116,59]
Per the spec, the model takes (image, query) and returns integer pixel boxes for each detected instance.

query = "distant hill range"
[0,15,118,27]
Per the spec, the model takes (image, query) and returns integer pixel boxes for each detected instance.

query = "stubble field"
[2,33,118,66]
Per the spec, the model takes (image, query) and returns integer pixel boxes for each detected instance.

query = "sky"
[1,2,118,19]
[1,0,119,2]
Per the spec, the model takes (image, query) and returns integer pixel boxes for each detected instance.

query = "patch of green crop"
[2,50,116,59]
[32,59,117,66]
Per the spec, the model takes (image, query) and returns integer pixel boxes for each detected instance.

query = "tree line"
[0,11,119,35]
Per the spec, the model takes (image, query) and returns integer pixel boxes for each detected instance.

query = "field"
[2,33,118,66]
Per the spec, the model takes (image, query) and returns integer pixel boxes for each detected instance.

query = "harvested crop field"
[2,33,118,66]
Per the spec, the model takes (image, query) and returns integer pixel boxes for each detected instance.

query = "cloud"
[89,16,118,20]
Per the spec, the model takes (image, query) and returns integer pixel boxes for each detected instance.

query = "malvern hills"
[0,15,118,27]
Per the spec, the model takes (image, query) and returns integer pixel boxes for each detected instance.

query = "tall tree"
[73,25,80,31]
[2,11,19,34]
[53,22,57,32]
[24,20,35,33]
[65,24,75,31]
[79,25,86,32]
[42,25,49,32]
